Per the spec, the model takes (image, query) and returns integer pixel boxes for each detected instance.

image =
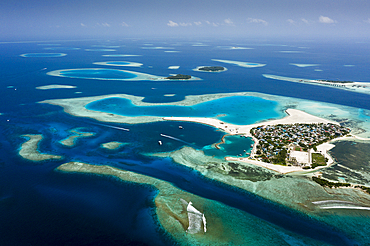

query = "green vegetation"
[198,66,225,72]
[312,176,351,188]
[311,153,327,169]
[354,185,370,195]
[317,79,353,83]
[166,74,192,80]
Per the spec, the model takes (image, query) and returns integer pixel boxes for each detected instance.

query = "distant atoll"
[36,84,77,90]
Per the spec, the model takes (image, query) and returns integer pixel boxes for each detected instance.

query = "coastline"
[164,108,341,174]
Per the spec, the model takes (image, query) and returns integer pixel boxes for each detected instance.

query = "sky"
[1,0,370,40]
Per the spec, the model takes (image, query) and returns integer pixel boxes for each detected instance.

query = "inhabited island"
[166,74,192,80]
[250,123,351,169]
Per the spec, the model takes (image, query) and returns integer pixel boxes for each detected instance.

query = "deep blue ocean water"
[1,38,370,245]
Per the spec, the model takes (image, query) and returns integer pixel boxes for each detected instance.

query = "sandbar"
[101,141,128,150]
[93,61,143,67]
[289,63,319,67]
[263,74,370,96]
[211,59,265,68]
[19,134,63,161]
[36,84,77,90]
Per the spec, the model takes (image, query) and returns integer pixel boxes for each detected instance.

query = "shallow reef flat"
[35,84,76,90]
[40,91,370,137]
[263,74,370,96]
[47,68,200,82]
[93,61,143,67]
[211,59,266,68]
[20,53,67,57]
[56,162,332,246]
[59,128,95,147]
[149,146,370,243]
[19,134,63,161]
[101,141,128,150]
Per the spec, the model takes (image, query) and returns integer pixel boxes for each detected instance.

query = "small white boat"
[158,141,162,145]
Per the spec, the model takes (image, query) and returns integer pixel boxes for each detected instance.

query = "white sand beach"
[164,109,341,174]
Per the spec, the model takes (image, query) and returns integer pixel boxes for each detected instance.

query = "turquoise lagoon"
[86,96,283,125]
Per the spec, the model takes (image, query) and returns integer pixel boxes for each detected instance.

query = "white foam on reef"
[278,51,303,53]
[141,47,174,49]
[344,65,355,67]
[168,66,180,69]
[85,49,116,52]
[20,53,67,57]
[290,63,319,67]
[212,59,265,68]
[186,202,206,234]
[102,54,142,57]
[47,68,162,81]
[164,51,180,53]
[93,61,143,67]
[36,84,76,90]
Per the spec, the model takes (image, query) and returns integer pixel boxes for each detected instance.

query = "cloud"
[224,18,234,25]
[301,18,309,24]
[319,16,336,24]
[194,21,202,26]
[97,22,110,27]
[287,19,295,24]
[81,23,86,27]
[179,22,192,26]
[247,18,268,26]
[205,21,211,25]
[364,18,370,24]
[167,20,179,27]
[120,22,129,27]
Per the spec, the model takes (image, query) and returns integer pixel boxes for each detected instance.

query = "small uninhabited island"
[36,84,77,90]
[193,66,227,72]
[19,134,63,161]
[166,74,192,80]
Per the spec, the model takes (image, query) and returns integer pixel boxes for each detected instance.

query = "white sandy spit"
[36,84,77,90]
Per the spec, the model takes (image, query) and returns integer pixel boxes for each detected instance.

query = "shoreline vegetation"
[193,66,227,72]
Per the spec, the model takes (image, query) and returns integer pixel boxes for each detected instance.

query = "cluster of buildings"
[250,123,350,166]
